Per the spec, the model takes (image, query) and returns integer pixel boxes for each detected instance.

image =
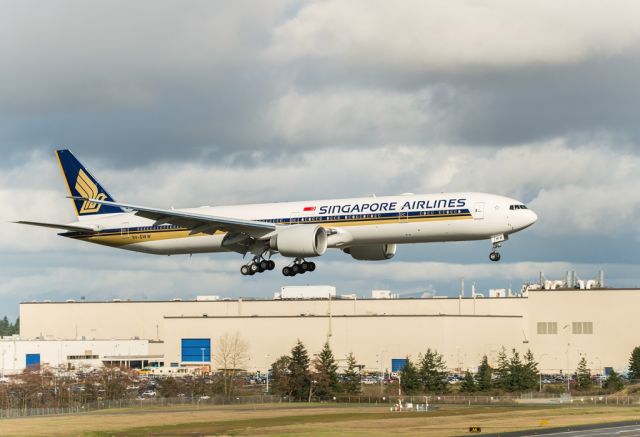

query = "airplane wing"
[69,197,276,238]
[14,221,96,232]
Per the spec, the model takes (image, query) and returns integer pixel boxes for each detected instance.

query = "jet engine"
[270,225,328,257]
[343,244,396,261]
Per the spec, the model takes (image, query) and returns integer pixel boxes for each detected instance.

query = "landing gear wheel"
[282,266,292,276]
[489,252,501,262]
[240,265,250,275]
[301,262,309,271]
[250,263,260,273]
[259,260,269,271]
[308,262,316,271]
[292,264,301,275]
[267,260,275,270]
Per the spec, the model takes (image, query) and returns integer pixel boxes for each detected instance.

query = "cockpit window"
[509,204,528,210]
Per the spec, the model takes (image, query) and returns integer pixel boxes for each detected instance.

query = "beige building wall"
[527,289,640,374]
[162,315,524,373]
[20,298,527,341]
[18,290,640,374]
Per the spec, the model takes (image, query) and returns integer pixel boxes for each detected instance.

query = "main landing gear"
[282,258,316,277]
[240,257,276,276]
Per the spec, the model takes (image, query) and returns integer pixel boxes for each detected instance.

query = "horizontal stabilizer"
[14,221,94,232]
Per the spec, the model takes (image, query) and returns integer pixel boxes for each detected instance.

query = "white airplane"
[18,150,537,276]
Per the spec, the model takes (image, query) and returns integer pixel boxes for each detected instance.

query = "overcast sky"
[2,0,640,319]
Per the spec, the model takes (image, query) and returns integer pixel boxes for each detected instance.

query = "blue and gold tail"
[55,149,122,217]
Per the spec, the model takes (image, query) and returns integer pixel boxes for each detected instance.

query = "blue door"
[391,358,408,372]
[181,338,211,362]
[26,353,41,368]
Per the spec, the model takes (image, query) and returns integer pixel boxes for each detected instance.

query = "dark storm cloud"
[2,0,640,170]
[0,0,292,166]
[449,56,640,146]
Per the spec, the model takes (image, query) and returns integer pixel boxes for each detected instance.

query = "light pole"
[566,343,571,393]
[200,347,205,370]
[265,354,270,394]
[377,350,387,395]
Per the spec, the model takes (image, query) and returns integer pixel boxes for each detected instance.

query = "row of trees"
[398,348,540,394]
[270,340,361,400]
[399,347,627,394]
[0,316,19,336]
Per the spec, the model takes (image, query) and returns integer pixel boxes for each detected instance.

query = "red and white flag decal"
[303,206,316,212]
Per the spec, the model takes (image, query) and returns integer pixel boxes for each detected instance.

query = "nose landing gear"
[282,258,316,277]
[240,256,276,276]
[489,234,506,262]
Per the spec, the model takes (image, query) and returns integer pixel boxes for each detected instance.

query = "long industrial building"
[9,284,640,376]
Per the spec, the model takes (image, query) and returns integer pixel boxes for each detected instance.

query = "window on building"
[572,322,583,334]
[572,322,593,334]
[537,322,557,334]
[537,322,547,334]
[67,355,99,360]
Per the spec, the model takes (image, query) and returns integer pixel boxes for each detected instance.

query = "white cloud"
[269,0,640,71]
[267,86,452,145]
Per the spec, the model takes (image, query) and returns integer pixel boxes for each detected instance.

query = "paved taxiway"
[481,420,640,436]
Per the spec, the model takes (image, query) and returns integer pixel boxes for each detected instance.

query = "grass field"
[3,403,640,436]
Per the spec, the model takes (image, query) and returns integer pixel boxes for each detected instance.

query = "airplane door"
[399,211,409,222]
[121,222,130,237]
[289,212,299,225]
[473,203,484,220]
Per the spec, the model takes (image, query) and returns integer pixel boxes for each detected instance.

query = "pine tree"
[475,355,492,392]
[522,349,539,391]
[418,349,449,393]
[603,370,624,392]
[494,347,510,390]
[629,347,640,381]
[342,352,361,394]
[12,317,19,335]
[288,340,311,400]
[460,371,476,393]
[0,316,8,336]
[576,356,592,391]
[399,357,422,395]
[312,342,339,398]
[270,355,292,396]
[507,349,525,392]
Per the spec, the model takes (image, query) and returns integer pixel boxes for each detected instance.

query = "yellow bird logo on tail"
[75,169,107,214]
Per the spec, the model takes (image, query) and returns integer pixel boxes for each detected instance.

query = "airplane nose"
[528,210,538,226]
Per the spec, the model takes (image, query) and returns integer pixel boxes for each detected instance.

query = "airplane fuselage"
[61,192,537,256]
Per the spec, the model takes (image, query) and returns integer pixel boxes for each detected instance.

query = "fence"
[2,393,639,419]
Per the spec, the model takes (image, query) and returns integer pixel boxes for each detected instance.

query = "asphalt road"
[479,420,640,437]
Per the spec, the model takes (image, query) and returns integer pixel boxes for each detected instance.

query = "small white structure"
[274,286,336,300]
[489,289,507,298]
[196,295,220,301]
[372,290,392,299]
[0,338,154,376]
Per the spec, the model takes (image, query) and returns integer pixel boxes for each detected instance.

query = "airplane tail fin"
[55,149,122,218]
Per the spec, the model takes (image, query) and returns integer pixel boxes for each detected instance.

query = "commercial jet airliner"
[17,150,537,276]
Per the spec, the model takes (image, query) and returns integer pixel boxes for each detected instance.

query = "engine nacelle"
[343,244,396,261]
[270,225,328,257]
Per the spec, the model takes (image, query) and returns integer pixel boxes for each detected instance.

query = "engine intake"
[343,244,396,261]
[270,225,328,257]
